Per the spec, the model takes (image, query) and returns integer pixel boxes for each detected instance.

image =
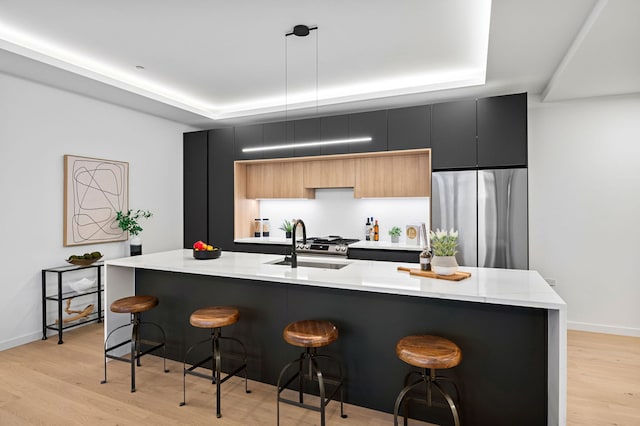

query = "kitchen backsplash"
[259,188,429,242]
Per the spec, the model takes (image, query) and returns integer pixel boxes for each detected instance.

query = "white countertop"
[234,237,422,251]
[106,249,565,311]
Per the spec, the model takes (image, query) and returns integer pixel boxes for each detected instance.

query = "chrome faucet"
[290,219,307,268]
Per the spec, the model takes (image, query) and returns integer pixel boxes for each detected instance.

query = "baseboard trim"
[568,321,640,337]
[0,331,43,352]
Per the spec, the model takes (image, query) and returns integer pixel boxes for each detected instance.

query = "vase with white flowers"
[429,228,459,275]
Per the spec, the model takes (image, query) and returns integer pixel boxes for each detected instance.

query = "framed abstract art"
[63,155,128,246]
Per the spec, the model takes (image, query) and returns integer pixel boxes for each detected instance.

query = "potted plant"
[116,209,153,256]
[429,228,459,275]
[388,226,402,243]
[279,219,294,238]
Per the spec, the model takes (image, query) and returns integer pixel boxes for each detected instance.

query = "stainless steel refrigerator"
[431,169,528,269]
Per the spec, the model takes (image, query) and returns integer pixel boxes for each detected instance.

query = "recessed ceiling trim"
[0,1,492,122]
[541,0,608,102]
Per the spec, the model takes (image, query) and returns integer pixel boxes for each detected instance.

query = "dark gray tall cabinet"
[208,128,235,250]
[183,131,208,248]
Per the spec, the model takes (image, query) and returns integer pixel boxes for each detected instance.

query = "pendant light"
[242,25,371,153]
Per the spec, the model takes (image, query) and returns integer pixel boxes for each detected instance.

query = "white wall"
[528,94,640,336]
[0,73,193,350]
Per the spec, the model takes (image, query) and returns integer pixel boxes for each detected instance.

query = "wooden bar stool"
[276,319,347,426]
[101,295,168,392]
[180,306,250,418]
[393,334,462,426]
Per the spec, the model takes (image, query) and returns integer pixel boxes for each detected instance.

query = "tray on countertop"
[397,266,471,281]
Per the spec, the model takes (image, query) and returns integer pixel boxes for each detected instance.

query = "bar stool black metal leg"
[432,380,461,426]
[393,379,425,426]
[213,328,222,418]
[130,314,139,392]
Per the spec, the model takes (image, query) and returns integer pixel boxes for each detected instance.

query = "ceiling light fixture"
[245,24,371,152]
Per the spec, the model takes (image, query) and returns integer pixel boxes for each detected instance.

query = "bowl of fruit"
[67,251,103,266]
[192,240,221,259]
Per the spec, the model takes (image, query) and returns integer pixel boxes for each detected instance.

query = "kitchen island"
[105,250,566,426]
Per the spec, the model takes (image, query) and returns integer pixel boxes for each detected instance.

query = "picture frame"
[405,224,421,245]
[63,155,128,246]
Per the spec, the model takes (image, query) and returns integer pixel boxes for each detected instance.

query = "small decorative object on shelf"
[405,224,420,245]
[192,240,222,259]
[429,228,459,275]
[66,251,103,266]
[116,209,152,256]
[389,226,402,243]
[279,219,294,238]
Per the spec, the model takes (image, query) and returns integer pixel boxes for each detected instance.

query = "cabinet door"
[234,124,263,160]
[354,153,430,198]
[387,105,431,150]
[303,159,355,188]
[320,115,350,155]
[477,93,527,167]
[208,128,235,250]
[263,121,294,158]
[246,162,314,199]
[183,131,208,248]
[431,99,477,170]
[348,110,388,153]
[293,118,322,157]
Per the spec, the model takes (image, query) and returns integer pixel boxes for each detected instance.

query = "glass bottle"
[365,217,371,241]
[373,220,379,241]
[419,230,432,271]
[262,218,270,237]
[253,218,262,238]
[419,247,432,271]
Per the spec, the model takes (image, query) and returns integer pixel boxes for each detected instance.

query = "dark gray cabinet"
[208,128,235,251]
[263,121,294,158]
[183,131,208,248]
[477,93,527,168]
[234,124,263,160]
[387,105,431,150]
[431,99,477,170]
[320,115,350,155]
[348,110,388,153]
[293,118,321,157]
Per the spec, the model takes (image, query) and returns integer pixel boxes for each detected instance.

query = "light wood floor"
[0,325,638,425]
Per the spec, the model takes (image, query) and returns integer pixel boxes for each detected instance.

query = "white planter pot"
[130,235,142,256]
[431,255,458,275]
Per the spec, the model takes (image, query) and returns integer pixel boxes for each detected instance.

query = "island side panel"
[104,264,136,356]
[285,285,548,426]
[135,269,548,426]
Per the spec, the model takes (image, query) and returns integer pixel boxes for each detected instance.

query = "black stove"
[295,235,359,256]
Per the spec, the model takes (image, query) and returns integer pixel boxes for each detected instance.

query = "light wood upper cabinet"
[239,149,430,200]
[303,159,355,188]
[246,162,314,199]
[354,153,430,198]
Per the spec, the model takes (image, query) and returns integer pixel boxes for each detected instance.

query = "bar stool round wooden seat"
[101,295,168,392]
[393,334,462,426]
[180,306,250,419]
[277,319,347,426]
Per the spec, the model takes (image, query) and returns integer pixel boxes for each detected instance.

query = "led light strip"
[242,137,372,153]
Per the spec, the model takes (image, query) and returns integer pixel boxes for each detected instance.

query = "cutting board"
[397,266,471,281]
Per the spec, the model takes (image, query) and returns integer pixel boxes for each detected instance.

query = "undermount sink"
[266,258,350,270]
